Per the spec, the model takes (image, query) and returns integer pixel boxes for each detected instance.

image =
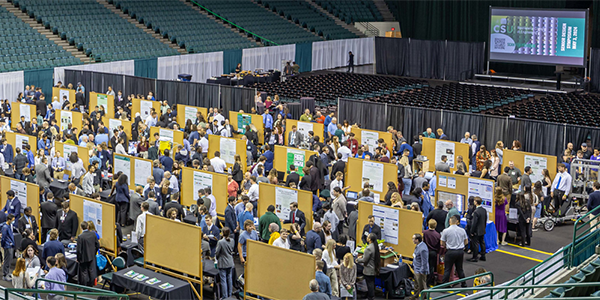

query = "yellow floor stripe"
[496,249,543,262]
[505,243,553,256]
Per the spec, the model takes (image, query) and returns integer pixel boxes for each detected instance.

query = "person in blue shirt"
[237,203,254,232]
[1,214,15,280]
[23,144,34,168]
[37,134,51,156]
[262,112,273,131]
[305,222,323,255]
[2,190,21,224]
[238,219,258,264]
[95,128,109,146]
[412,233,429,298]
[315,261,331,298]
[327,117,338,138]
[159,149,174,172]
[0,139,13,165]
[76,82,85,94]
[398,140,413,161]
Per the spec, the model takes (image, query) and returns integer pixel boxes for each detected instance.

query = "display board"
[245,240,314,300]
[89,92,114,117]
[149,126,184,149]
[501,149,557,188]
[257,183,313,231]
[273,145,317,179]
[285,119,324,146]
[356,201,422,258]
[4,132,36,156]
[489,7,588,67]
[180,167,228,216]
[55,141,90,177]
[176,104,207,128]
[0,176,40,239]
[346,157,397,202]
[55,109,83,133]
[131,98,161,121]
[69,194,117,256]
[113,154,153,189]
[351,127,393,154]
[421,137,470,173]
[207,135,247,173]
[228,111,264,144]
[11,103,36,128]
[102,117,132,140]
[435,172,496,222]
[52,87,75,107]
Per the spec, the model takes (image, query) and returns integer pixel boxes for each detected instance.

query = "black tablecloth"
[183,214,196,225]
[120,240,138,266]
[49,180,69,200]
[112,266,192,300]
[206,77,232,86]
[357,262,410,295]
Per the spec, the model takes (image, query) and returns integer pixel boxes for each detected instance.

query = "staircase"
[372,0,395,22]
[304,0,366,38]
[250,0,323,42]
[0,0,92,64]
[97,0,187,55]
[184,0,263,47]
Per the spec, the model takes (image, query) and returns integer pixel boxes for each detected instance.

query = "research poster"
[108,119,122,139]
[220,138,236,165]
[438,175,447,188]
[193,171,213,200]
[96,94,108,112]
[448,177,457,189]
[286,149,306,176]
[373,205,399,245]
[468,178,494,215]
[19,104,30,122]
[159,129,174,143]
[275,187,298,220]
[10,180,27,210]
[435,140,455,168]
[140,100,153,119]
[362,161,384,192]
[15,134,29,152]
[524,155,547,185]
[296,122,313,138]
[83,200,103,238]
[60,111,72,131]
[236,114,252,134]
[114,155,131,181]
[361,130,379,152]
[63,144,78,171]
[60,89,70,103]
[134,159,152,187]
[184,106,197,123]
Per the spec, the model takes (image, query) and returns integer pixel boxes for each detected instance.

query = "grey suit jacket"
[287,131,303,147]
[144,199,160,216]
[35,164,52,188]
[129,193,144,222]
[357,243,377,276]
[435,162,450,173]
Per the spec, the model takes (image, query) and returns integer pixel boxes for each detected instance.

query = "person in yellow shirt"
[299,109,313,122]
[268,223,280,245]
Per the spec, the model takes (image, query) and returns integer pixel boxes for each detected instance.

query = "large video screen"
[489,8,588,67]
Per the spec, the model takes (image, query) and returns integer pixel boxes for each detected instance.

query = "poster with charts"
[297,122,313,138]
[19,104,30,122]
[193,172,213,201]
[236,114,252,134]
[361,130,379,152]
[114,155,131,182]
[435,140,455,168]
[60,111,72,131]
[108,119,122,139]
[63,144,78,171]
[60,89,70,103]
[447,177,456,189]
[438,175,447,187]
[468,178,494,216]
[15,134,29,152]
[286,149,306,176]
[184,106,197,124]
[362,161,384,192]
[220,138,236,165]
[134,159,151,187]
[159,129,174,143]
[524,155,547,185]
[10,180,27,210]
[275,187,298,220]
[83,200,102,238]
[140,100,153,119]
[372,205,399,245]
[96,94,108,113]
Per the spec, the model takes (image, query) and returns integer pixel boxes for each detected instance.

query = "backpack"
[390,278,414,299]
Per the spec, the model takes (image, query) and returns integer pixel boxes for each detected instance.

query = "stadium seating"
[193,0,322,45]
[260,0,358,40]
[112,0,257,53]
[16,0,179,63]
[314,0,383,23]
[0,4,80,72]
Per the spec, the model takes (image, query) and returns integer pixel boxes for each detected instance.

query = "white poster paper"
[296,121,313,138]
[438,175,447,187]
[10,180,27,210]
[362,161,384,192]
[372,205,399,245]
[134,159,152,187]
[468,178,494,217]
[140,100,153,119]
[193,171,213,200]
[435,140,455,168]
[63,144,78,171]
[114,155,131,182]
[14,134,29,152]
[60,89,70,103]
[220,138,236,165]
[108,119,122,139]
[159,129,174,143]
[447,177,456,189]
[275,187,298,220]
[184,106,197,123]
[361,130,379,152]
[524,155,547,185]
[19,104,30,122]
[83,200,103,238]
[60,111,72,131]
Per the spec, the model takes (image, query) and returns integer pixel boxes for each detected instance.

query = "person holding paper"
[202,215,221,257]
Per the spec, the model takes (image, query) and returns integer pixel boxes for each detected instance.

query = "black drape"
[64,70,92,101]
[445,41,485,81]
[221,86,255,116]
[188,83,219,108]
[441,111,485,142]
[506,119,564,157]
[375,37,408,76]
[124,75,155,98]
[408,39,445,79]
[386,105,404,135]
[590,48,600,92]
[402,107,442,143]
[480,115,507,153]
[93,72,124,95]
[156,80,190,107]
[338,99,387,131]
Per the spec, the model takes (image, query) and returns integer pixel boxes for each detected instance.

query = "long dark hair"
[368,233,381,275]
[222,227,231,242]
[117,174,128,186]
[387,181,398,193]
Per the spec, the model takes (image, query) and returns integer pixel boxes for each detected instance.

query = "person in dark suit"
[361,215,382,244]
[17,206,38,239]
[283,202,306,235]
[40,192,58,241]
[330,154,346,180]
[308,161,320,195]
[468,197,487,262]
[76,222,99,287]
[299,167,312,192]
[2,190,21,224]
[56,201,79,243]
[286,165,300,188]
[201,214,221,257]
[224,196,238,249]
[426,201,448,233]
[163,192,184,221]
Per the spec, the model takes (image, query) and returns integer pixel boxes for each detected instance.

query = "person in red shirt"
[314,111,325,124]
[347,132,359,156]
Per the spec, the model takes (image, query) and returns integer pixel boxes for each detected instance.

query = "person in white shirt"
[144,111,158,127]
[322,239,340,296]
[165,171,179,193]
[52,96,61,111]
[337,141,352,162]
[136,202,151,250]
[330,171,350,193]
[210,151,227,173]
[199,133,209,155]
[247,176,259,213]
[214,110,225,124]
[81,165,96,196]
[205,187,218,220]
[273,229,290,249]
[551,163,572,211]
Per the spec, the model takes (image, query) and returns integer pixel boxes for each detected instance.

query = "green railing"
[421,282,600,300]
[418,272,494,300]
[1,278,129,300]
[568,205,600,267]
[188,0,279,46]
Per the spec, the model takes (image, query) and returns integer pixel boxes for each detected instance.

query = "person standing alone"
[347,51,354,73]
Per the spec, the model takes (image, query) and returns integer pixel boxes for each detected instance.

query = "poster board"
[228,111,264,144]
[144,214,203,297]
[131,98,161,121]
[55,141,90,176]
[55,109,82,133]
[69,194,116,256]
[356,201,422,258]
[89,92,114,117]
[149,126,184,148]
[113,154,152,189]
[52,87,75,107]
[435,172,496,222]
[346,157,397,201]
[245,240,313,299]
[285,119,324,146]
[501,149,557,187]
[351,127,393,154]
[207,135,247,173]
[102,117,132,140]
[0,176,40,240]
[273,145,317,180]
[11,103,36,128]
[176,104,207,128]
[180,167,228,216]
[421,137,470,173]
[257,183,313,231]
[4,132,36,156]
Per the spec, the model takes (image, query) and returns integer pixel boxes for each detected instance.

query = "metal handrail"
[423,271,494,300]
[3,288,129,300]
[570,203,600,267]
[33,278,118,294]
[421,282,600,300]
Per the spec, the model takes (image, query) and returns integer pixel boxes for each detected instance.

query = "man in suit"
[77,221,99,287]
[224,196,238,241]
[68,183,86,198]
[129,186,144,226]
[287,125,304,148]
[435,155,451,173]
[144,191,160,216]
[299,167,312,192]
[468,197,487,262]
[2,190,21,224]
[40,192,58,240]
[57,201,79,243]
[308,161,320,195]
[361,215,382,244]
[163,192,184,221]
[330,154,346,180]
[286,165,300,188]
[283,201,306,235]
[35,157,53,190]
[17,206,38,239]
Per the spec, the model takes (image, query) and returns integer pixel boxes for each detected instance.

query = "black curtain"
[64,70,92,101]
[407,39,445,79]
[386,104,404,135]
[124,75,155,98]
[564,125,600,151]
[91,72,104,96]
[590,49,600,92]
[375,37,408,76]
[93,72,124,95]
[188,83,219,108]
[506,118,564,157]
[441,111,485,142]
[338,99,387,131]
[480,115,507,153]
[445,41,485,81]
[156,80,190,107]
[221,86,255,116]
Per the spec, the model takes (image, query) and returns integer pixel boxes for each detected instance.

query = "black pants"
[347,63,354,73]
[427,250,438,284]
[117,202,128,226]
[518,220,532,246]
[552,190,565,213]
[79,261,94,287]
[337,219,345,236]
[41,228,51,243]
[471,234,486,259]
[442,249,466,286]
[364,274,375,300]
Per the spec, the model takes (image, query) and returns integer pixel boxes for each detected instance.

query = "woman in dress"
[115,174,130,226]
[480,159,492,179]
[475,145,491,171]
[490,149,500,178]
[341,120,352,142]
[227,175,239,198]
[494,187,508,245]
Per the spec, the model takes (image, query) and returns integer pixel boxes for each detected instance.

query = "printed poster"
[448,177,456,189]
[236,114,252,134]
[19,104,30,122]
[159,129,174,143]
[96,94,108,112]
[362,161,384,192]
[438,175,447,188]
[114,155,131,182]
[193,171,213,200]
[134,159,152,187]
[83,200,103,238]
[275,187,298,220]
[60,111,72,131]
[435,140,455,168]
[15,134,29,152]
[63,144,78,171]
[220,138,236,165]
[296,121,313,139]
[468,178,494,218]
[10,180,27,210]
[59,89,70,103]
[108,119,122,139]
[372,205,399,245]
[286,149,305,176]
[140,100,153,119]
[184,106,197,124]
[524,155,547,185]
[361,130,379,152]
